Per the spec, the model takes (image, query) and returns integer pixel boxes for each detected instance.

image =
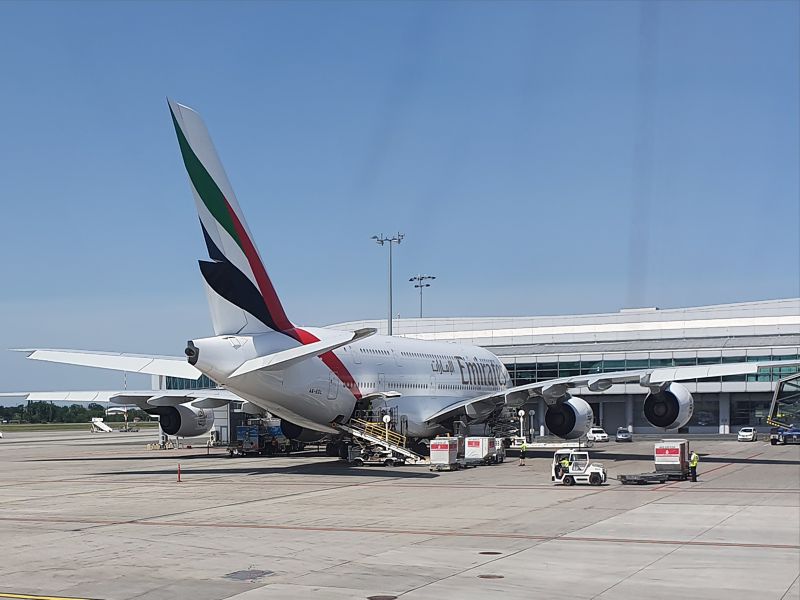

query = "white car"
[737,427,757,442]
[586,427,609,442]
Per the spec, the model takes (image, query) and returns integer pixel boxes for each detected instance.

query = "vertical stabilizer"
[168,100,294,335]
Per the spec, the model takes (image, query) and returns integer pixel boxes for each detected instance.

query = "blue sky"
[0,0,798,392]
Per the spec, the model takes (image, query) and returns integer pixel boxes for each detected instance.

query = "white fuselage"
[190,327,511,439]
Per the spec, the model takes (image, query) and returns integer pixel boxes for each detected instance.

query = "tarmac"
[0,429,798,600]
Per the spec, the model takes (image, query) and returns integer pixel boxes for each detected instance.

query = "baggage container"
[654,439,689,477]
[465,436,497,465]
[429,437,462,471]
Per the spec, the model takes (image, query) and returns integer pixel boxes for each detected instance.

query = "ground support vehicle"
[618,439,690,485]
[228,420,292,457]
[347,444,405,467]
[429,437,466,471]
[773,425,800,445]
[551,450,607,486]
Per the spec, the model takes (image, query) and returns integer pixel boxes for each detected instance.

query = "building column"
[719,392,730,435]
[625,396,634,433]
[538,397,547,437]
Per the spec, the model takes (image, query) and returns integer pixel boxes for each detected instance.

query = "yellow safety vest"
[689,453,699,467]
[560,458,570,468]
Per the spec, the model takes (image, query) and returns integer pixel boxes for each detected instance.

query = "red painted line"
[0,516,795,550]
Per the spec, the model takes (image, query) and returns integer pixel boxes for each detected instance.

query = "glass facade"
[165,374,219,390]
[505,352,800,386]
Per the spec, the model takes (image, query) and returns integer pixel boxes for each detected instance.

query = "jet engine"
[545,396,594,440]
[150,405,214,437]
[643,382,694,430]
[279,419,326,443]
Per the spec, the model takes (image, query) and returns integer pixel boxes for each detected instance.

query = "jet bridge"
[767,373,800,428]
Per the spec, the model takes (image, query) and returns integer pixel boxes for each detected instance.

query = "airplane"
[5,100,799,451]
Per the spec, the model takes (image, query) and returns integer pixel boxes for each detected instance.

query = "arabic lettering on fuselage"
[431,358,455,375]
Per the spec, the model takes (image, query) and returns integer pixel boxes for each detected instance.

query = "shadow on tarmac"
[512,449,800,466]
[96,463,440,478]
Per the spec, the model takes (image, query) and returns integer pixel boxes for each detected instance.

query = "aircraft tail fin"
[168,100,294,336]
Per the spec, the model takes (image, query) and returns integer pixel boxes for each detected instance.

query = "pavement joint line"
[590,499,755,599]
[780,574,800,600]
[0,515,796,550]
[2,478,798,493]
[396,537,536,597]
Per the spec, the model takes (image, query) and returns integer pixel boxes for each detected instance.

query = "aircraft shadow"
[97,463,440,478]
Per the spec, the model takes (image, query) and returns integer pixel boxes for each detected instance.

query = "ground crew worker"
[689,450,699,482]
[519,441,527,466]
[559,455,571,478]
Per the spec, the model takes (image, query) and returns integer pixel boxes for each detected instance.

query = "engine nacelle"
[279,419,326,443]
[643,382,694,429]
[545,396,594,440]
[151,405,215,437]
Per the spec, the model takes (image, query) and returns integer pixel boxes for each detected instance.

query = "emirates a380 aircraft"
[7,101,797,445]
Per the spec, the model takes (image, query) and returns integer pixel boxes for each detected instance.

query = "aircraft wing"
[425,389,529,424]
[509,359,800,401]
[14,349,202,379]
[0,389,242,411]
[425,359,800,424]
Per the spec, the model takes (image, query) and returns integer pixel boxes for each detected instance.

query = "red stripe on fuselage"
[223,197,293,332]
[220,198,361,401]
[291,327,363,401]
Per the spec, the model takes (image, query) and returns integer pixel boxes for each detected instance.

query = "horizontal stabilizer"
[16,349,202,379]
[228,328,376,378]
[0,389,241,412]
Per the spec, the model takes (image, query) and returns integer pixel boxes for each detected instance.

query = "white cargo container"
[654,439,689,477]
[465,436,497,465]
[429,437,462,471]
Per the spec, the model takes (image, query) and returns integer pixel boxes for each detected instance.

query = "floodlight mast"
[409,274,436,318]
[372,233,404,335]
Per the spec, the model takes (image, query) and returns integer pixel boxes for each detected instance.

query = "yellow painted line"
[0,594,94,600]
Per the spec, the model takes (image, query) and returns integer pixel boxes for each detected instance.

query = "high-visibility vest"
[690,453,699,467]
[560,458,570,468]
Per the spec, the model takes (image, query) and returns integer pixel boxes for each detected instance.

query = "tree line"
[0,402,150,424]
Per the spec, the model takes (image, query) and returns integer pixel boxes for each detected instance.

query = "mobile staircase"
[90,417,114,433]
[336,418,429,465]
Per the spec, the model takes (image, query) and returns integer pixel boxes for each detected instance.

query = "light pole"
[518,409,526,442]
[382,413,391,446]
[409,274,435,318]
[372,233,404,335]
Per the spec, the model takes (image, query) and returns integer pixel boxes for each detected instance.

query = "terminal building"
[331,298,800,436]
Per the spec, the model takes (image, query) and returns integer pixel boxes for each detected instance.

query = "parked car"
[615,427,632,442]
[587,427,609,442]
[737,427,757,442]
